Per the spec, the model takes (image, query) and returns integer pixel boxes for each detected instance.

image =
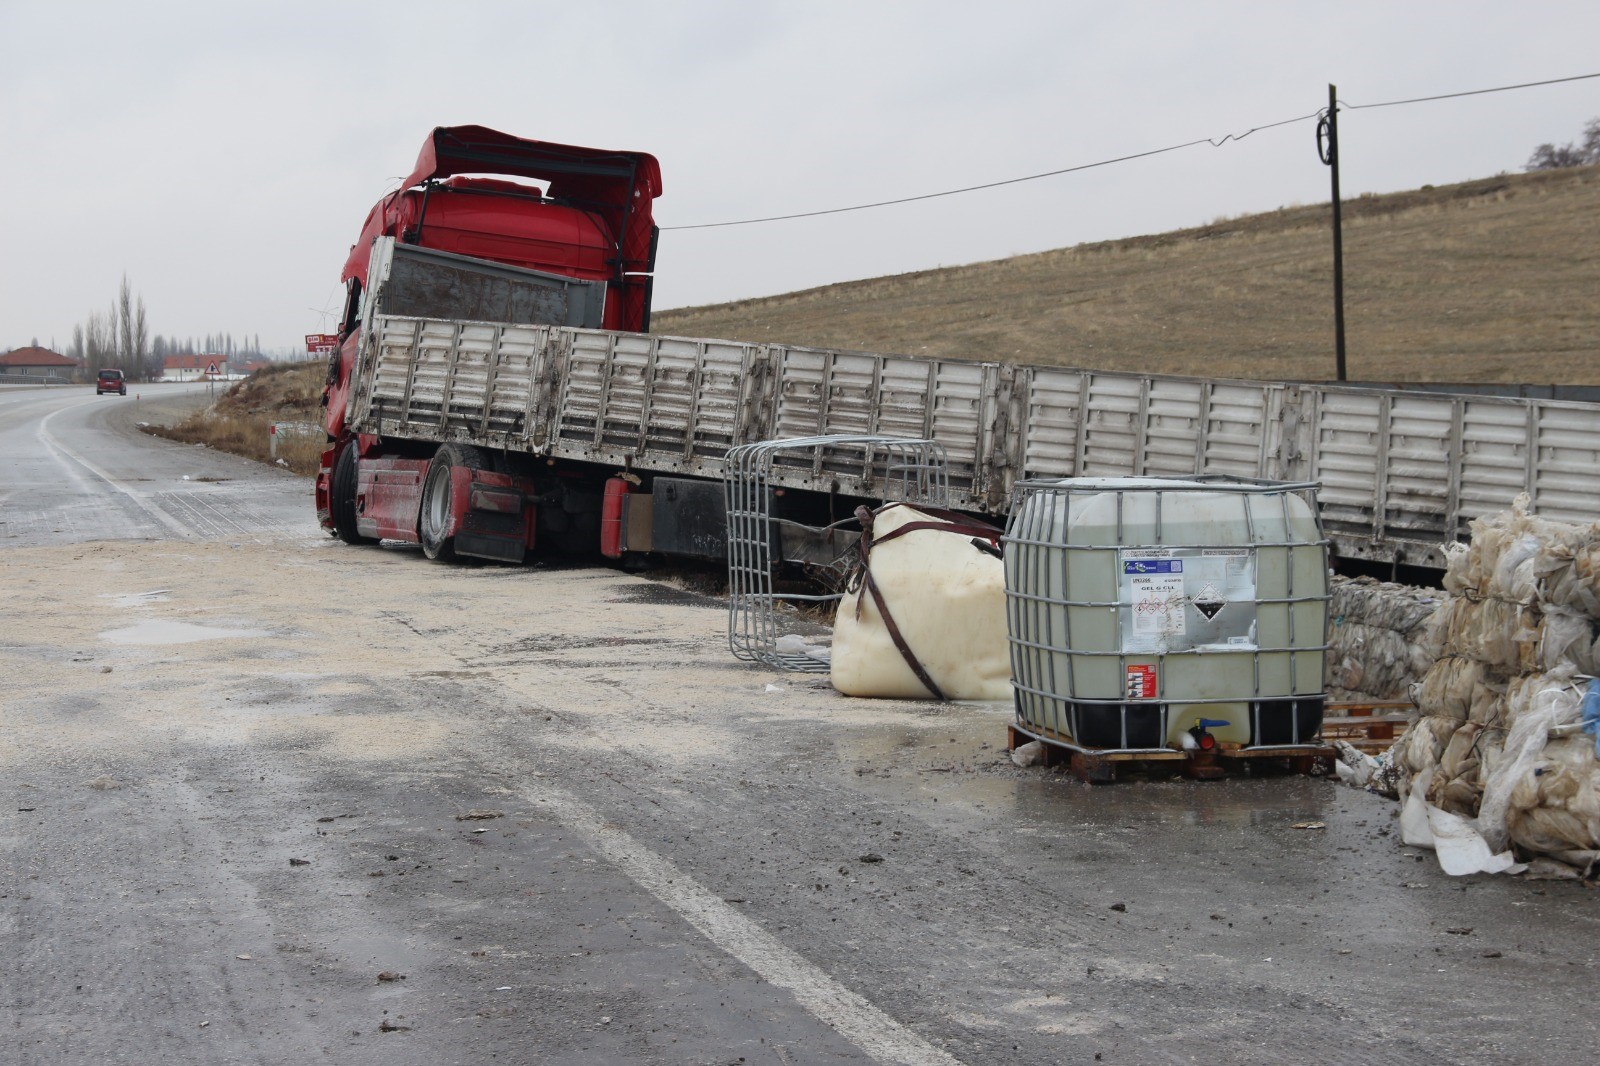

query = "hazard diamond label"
[1193,581,1226,621]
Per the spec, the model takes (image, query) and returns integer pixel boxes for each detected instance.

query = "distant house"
[0,346,80,384]
[162,354,227,382]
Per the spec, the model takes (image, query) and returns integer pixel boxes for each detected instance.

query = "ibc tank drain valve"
[1187,718,1231,752]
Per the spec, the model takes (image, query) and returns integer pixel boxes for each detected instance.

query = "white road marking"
[526,785,966,1066]
[37,403,195,539]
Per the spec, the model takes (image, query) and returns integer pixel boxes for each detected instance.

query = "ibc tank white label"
[1118,546,1257,653]
[1129,574,1187,638]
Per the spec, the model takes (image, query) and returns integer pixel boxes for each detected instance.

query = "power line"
[664,71,1600,232]
[1338,71,1600,111]
[662,111,1320,231]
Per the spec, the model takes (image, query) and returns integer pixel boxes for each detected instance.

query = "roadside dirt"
[7,530,1600,1063]
[8,385,1599,1063]
[143,364,326,474]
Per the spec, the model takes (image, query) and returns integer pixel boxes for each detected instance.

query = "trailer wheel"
[419,443,485,561]
[331,443,377,546]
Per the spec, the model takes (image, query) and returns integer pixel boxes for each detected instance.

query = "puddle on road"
[1003,775,1333,829]
[99,619,270,645]
[835,720,1335,832]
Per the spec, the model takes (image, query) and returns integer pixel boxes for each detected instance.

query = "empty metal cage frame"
[725,435,950,671]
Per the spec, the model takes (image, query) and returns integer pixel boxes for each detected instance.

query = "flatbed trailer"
[330,237,1600,570]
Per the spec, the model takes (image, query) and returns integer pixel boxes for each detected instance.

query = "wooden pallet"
[1008,723,1332,784]
[1322,700,1415,754]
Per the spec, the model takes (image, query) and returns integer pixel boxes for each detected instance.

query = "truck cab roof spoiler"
[401,126,662,198]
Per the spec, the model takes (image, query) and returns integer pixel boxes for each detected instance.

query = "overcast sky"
[2,1,1596,355]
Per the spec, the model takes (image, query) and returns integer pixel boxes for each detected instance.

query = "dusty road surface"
[4,384,1598,1065]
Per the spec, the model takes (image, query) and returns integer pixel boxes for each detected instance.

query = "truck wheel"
[419,443,485,561]
[331,444,377,546]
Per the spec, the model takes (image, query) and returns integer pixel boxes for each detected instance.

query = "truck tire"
[419,443,485,561]
[331,443,377,546]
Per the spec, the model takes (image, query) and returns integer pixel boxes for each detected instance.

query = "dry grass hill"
[655,165,1600,384]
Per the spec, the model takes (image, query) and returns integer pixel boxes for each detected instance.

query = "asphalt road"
[3,383,1598,1065]
[0,382,315,546]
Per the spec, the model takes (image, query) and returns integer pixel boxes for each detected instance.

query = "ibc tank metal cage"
[725,435,950,672]
[1002,475,1331,754]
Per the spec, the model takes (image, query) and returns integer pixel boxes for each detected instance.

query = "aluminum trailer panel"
[550,329,760,477]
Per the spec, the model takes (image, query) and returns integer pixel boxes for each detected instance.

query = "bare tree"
[134,299,152,382]
[1525,116,1600,171]
[82,310,114,375]
[117,276,135,373]
[110,274,154,381]
[68,278,266,379]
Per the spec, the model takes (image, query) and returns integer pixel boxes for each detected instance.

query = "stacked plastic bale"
[1325,576,1444,700]
[1390,500,1600,872]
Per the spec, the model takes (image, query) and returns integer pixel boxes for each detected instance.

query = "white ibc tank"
[1004,477,1329,752]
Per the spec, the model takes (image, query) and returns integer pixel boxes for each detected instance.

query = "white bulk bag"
[831,504,1010,701]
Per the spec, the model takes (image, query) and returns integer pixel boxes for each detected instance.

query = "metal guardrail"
[0,373,75,386]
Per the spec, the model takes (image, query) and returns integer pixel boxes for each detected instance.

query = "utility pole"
[1318,83,1347,382]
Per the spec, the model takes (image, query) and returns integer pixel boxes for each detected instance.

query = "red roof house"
[0,347,80,381]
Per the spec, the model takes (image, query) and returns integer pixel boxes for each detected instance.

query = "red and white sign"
[1125,664,1158,700]
[305,333,339,354]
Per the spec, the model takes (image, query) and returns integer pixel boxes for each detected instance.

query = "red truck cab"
[322,126,660,442]
[316,127,662,557]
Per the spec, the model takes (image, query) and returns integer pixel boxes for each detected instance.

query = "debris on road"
[1389,500,1600,877]
[774,634,831,662]
[455,810,504,821]
[288,857,310,866]
[1325,576,1443,700]
[1401,767,1526,876]
[1010,740,1046,768]
[1332,741,1399,796]
[377,971,406,982]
